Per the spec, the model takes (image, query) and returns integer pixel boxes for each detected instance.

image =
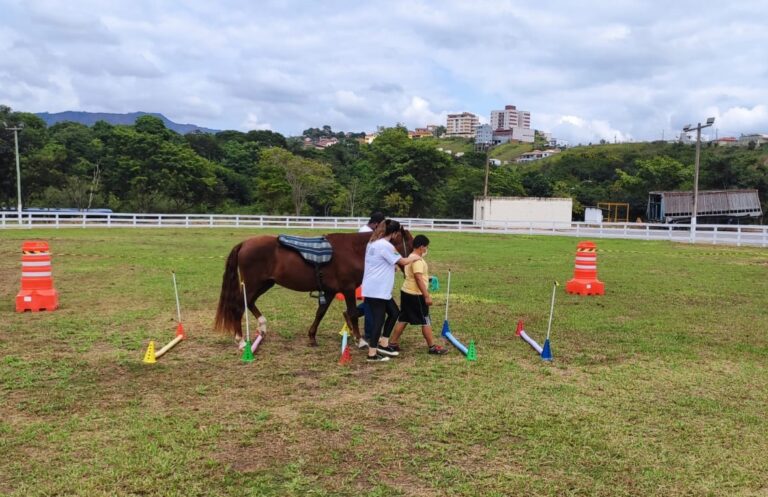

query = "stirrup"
[309,290,327,305]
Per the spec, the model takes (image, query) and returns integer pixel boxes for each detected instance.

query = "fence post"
[132,215,137,226]
[55,214,60,228]
[712,226,717,245]
[529,222,533,235]
[737,226,742,247]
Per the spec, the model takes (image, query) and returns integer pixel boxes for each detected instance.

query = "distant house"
[408,128,434,139]
[516,149,560,163]
[713,137,738,146]
[492,127,534,144]
[646,189,763,224]
[738,133,768,147]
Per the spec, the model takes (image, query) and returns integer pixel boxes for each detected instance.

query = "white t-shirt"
[362,238,401,299]
[358,225,373,233]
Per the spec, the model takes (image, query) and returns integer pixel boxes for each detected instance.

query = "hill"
[35,111,219,135]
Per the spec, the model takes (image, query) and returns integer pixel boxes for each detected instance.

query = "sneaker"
[428,345,448,355]
[357,338,369,350]
[387,343,401,352]
[367,354,390,362]
[377,345,400,357]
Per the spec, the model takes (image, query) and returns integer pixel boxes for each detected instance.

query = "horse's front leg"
[307,298,332,347]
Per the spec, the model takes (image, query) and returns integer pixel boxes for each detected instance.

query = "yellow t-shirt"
[401,259,429,295]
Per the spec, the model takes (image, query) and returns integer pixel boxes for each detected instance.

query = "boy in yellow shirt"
[387,235,448,355]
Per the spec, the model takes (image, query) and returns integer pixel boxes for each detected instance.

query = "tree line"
[1,105,766,219]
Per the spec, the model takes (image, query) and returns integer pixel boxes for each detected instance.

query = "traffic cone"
[515,320,524,336]
[176,322,185,339]
[566,241,605,295]
[241,340,254,363]
[143,341,156,364]
[339,345,352,365]
[16,241,59,312]
[541,338,553,361]
[466,340,477,362]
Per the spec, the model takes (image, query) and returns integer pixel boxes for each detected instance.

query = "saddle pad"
[278,234,333,265]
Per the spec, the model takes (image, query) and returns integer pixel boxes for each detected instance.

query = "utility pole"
[483,142,496,198]
[682,117,715,243]
[3,122,24,224]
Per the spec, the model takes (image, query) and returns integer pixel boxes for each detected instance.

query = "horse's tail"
[214,242,244,335]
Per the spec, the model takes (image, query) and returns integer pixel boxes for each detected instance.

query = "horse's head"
[391,227,414,257]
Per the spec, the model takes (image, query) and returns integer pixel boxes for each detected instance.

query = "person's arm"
[396,253,421,267]
[414,269,432,305]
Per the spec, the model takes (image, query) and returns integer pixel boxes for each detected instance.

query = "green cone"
[241,340,255,363]
[466,340,477,362]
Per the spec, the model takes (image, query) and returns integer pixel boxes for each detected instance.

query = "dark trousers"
[365,297,400,347]
[357,302,374,342]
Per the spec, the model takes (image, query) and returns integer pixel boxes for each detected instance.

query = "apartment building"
[490,105,531,130]
[446,112,479,138]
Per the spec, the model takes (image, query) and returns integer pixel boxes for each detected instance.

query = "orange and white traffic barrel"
[565,241,605,296]
[16,240,59,312]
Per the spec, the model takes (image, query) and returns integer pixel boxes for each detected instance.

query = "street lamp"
[682,117,715,242]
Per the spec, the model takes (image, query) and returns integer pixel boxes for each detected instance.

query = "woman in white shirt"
[362,219,421,362]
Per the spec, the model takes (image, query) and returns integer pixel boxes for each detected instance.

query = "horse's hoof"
[308,340,318,347]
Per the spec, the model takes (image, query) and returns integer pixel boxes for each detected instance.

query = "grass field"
[1,229,766,497]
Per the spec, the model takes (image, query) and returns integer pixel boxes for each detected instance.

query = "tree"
[258,148,336,215]
[366,127,453,217]
[613,156,692,214]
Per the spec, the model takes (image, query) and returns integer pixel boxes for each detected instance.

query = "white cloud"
[0,0,766,139]
[242,112,272,131]
[401,96,446,127]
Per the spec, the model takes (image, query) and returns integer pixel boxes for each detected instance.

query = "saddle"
[278,234,333,304]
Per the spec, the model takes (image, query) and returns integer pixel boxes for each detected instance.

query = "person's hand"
[425,295,433,306]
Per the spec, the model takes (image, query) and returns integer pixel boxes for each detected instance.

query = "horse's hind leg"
[343,292,363,343]
[237,281,274,349]
[307,299,332,347]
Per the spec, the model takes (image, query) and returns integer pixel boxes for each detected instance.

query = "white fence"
[1,212,766,247]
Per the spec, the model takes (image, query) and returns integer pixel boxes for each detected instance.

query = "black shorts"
[398,291,431,326]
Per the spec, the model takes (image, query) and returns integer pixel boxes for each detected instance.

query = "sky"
[1,0,767,144]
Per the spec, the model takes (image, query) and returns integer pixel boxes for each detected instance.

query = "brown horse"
[214,229,414,346]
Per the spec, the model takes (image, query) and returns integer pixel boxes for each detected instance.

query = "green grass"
[1,229,767,496]
[490,141,535,163]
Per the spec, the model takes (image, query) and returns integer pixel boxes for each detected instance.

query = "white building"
[516,149,560,163]
[475,124,493,144]
[492,127,535,144]
[738,133,768,147]
[445,112,479,138]
[473,196,573,227]
[490,105,531,131]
